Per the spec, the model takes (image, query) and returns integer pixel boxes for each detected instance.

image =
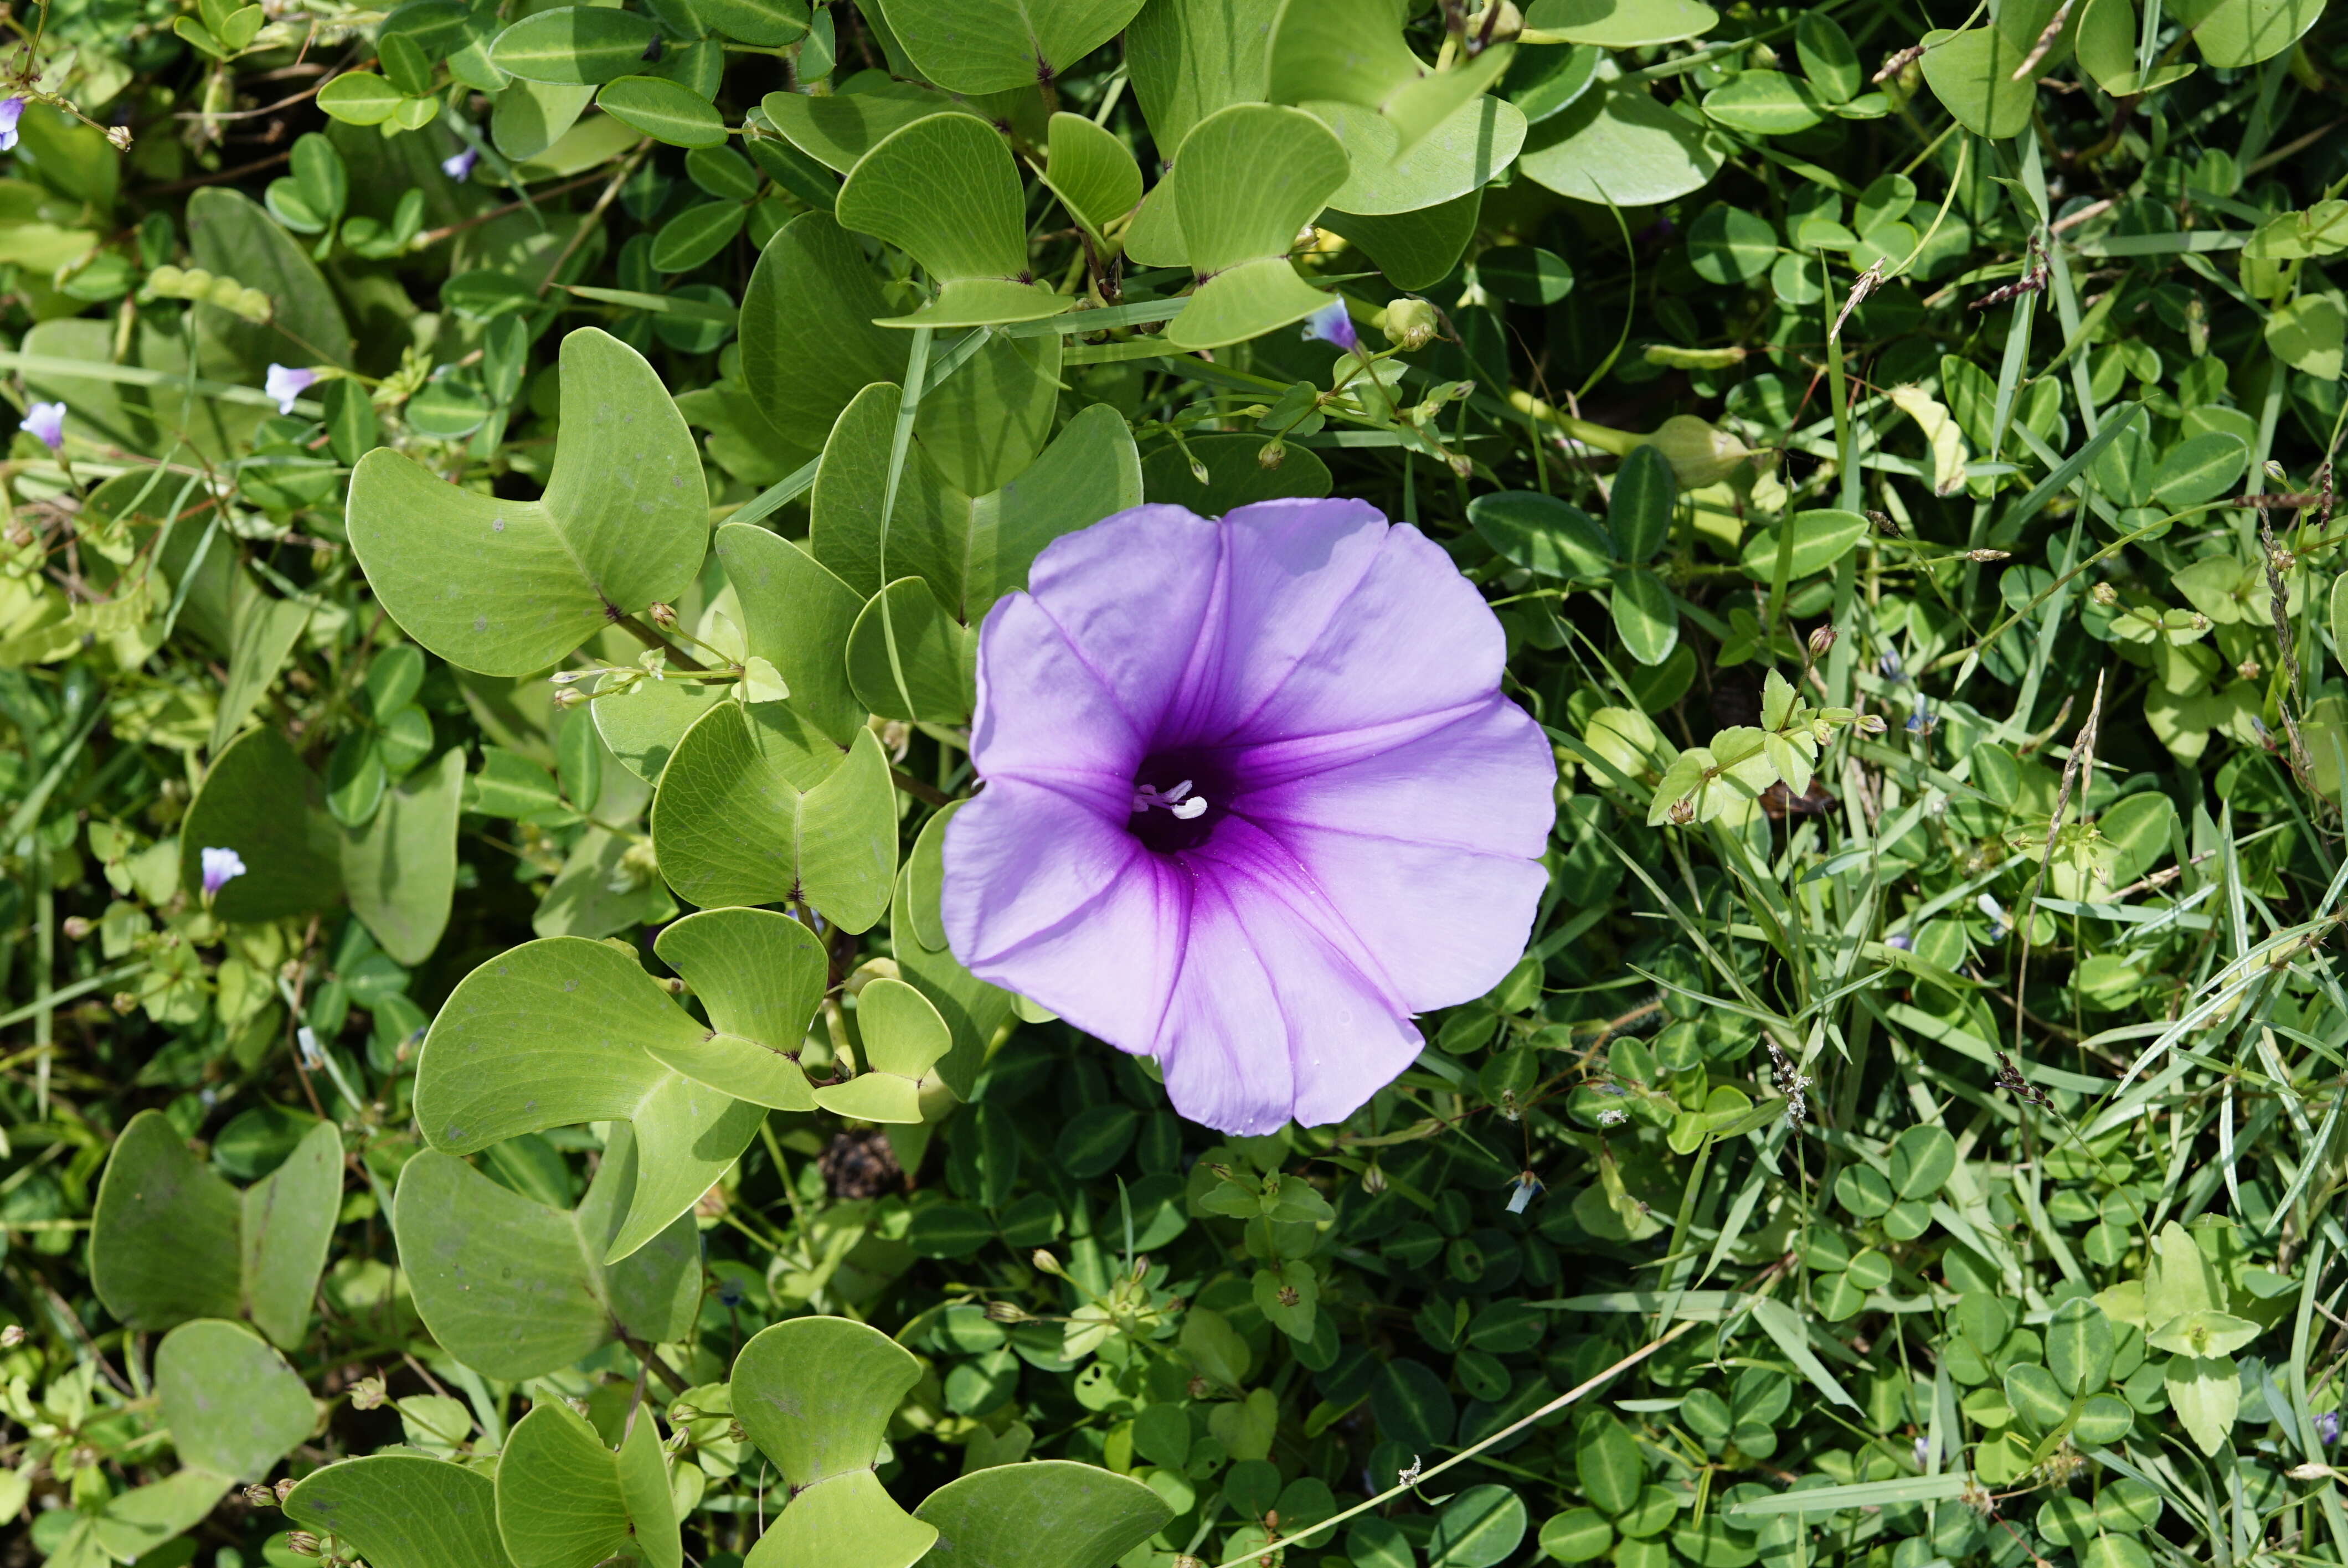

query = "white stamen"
[1171,796,1207,819]
[1132,778,1211,819]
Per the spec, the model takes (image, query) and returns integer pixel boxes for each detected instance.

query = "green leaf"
[649,705,898,929]
[90,1110,341,1351]
[739,212,909,457]
[1523,0,1717,47]
[1702,70,1829,135]
[91,1470,234,1563]
[912,1461,1175,1568]
[1040,111,1143,242]
[697,0,809,45]
[1608,443,1676,563]
[650,905,827,1110]
[651,199,749,271]
[1270,0,1514,154]
[319,70,405,125]
[156,1318,315,1481]
[758,81,982,174]
[1311,94,1525,219]
[393,1128,699,1380]
[188,185,354,372]
[1324,190,1482,291]
[1738,509,1867,581]
[815,977,954,1123]
[1163,104,1350,350]
[847,579,972,724]
[490,7,663,84]
[873,0,1144,93]
[2162,1352,2239,1456]
[1610,567,1678,667]
[1918,27,2046,139]
[181,726,344,921]
[2047,1297,2117,1395]
[1517,79,1727,206]
[2151,431,2247,506]
[598,74,729,147]
[734,1315,924,1484]
[717,525,868,746]
[2002,1361,2069,1433]
[210,589,312,754]
[495,1401,670,1568]
[415,936,769,1261]
[340,747,464,966]
[890,805,1014,1100]
[2266,292,2345,379]
[1887,1124,1956,1200]
[2176,0,2322,68]
[1469,491,1612,580]
[348,327,709,676]
[1429,1484,1527,1568]
[2147,1220,2222,1325]
[1537,1508,1615,1564]
[834,112,1069,328]
[1795,11,1861,101]
[492,78,596,161]
[1476,242,1574,304]
[1139,431,1332,515]
[286,1456,514,1568]
[1575,1412,1643,1515]
[2145,1308,2262,1358]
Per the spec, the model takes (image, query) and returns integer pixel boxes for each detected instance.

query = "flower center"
[1127,751,1232,853]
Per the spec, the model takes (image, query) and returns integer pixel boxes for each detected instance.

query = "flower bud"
[552,687,589,708]
[1257,439,1285,470]
[1360,1163,1387,1194]
[2272,548,2297,573]
[1856,714,1888,736]
[647,602,678,627]
[112,991,137,1014]
[1965,549,2010,562]
[349,1373,387,1410]
[2237,659,2262,682]
[2090,582,2118,606]
[0,1324,21,1348]
[1031,1249,1067,1277]
[287,1533,322,1558]
[1641,415,1755,489]
[106,126,132,151]
[1667,797,1696,826]
[275,1478,296,1503]
[1808,625,1836,657]
[61,916,91,940]
[244,1484,276,1507]
[1382,297,1440,350]
[985,1299,1032,1323]
[1466,1,1521,45]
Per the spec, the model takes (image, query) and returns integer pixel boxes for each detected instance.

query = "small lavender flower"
[21,400,64,452]
[1879,651,1904,682]
[296,1025,323,1070]
[1914,1434,1932,1468]
[1906,700,1932,735]
[199,845,246,898]
[264,364,317,415]
[1505,1172,1542,1214]
[1301,300,1359,352]
[2318,1411,2341,1445]
[1886,931,1914,951]
[441,146,480,181]
[0,98,23,154]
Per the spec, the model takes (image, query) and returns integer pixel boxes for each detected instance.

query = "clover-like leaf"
[393,1127,702,1381]
[2145,1308,2262,1359]
[497,1401,679,1568]
[91,1110,342,1351]
[1268,0,1514,153]
[2163,1352,2239,1456]
[872,0,1146,94]
[813,978,953,1123]
[286,1455,516,1568]
[414,935,771,1261]
[913,1461,1175,1568]
[156,1318,316,1482]
[834,112,1069,328]
[649,708,898,930]
[348,327,709,677]
[1163,103,1351,351]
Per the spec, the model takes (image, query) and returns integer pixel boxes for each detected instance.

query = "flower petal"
[1153,859,1422,1133]
[969,592,1149,783]
[1212,502,1510,742]
[1021,505,1224,742]
[941,780,1188,1049]
[1237,698,1553,1008]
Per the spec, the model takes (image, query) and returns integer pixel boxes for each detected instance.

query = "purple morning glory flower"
[940,499,1554,1134]
[442,146,479,180]
[1301,300,1359,352]
[265,364,316,415]
[200,845,246,898]
[21,400,64,451]
[0,98,23,154]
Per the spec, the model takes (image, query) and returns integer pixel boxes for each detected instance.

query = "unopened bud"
[1276,1285,1301,1307]
[61,916,91,940]
[349,1373,387,1410]
[1667,797,1696,826]
[106,126,132,151]
[1466,1,1522,45]
[1173,1557,1207,1568]
[286,1533,322,1558]
[1856,714,1888,736]
[552,687,589,708]
[2090,582,2118,606]
[985,1300,1032,1323]
[1361,1163,1387,1194]
[1382,297,1440,350]
[1966,549,2010,562]
[728,1419,750,1443]
[275,1477,296,1503]
[0,1324,21,1348]
[647,602,678,627]
[2272,548,2298,573]
[112,991,138,1014]
[2191,612,2211,630]
[1257,439,1285,470]
[243,1484,275,1507]
[1031,1249,1066,1277]
[1807,625,1836,657]
[2237,659,2262,682]
[1130,1254,1151,1282]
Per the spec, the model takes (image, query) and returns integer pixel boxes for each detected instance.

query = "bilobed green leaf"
[1040,111,1143,242]
[1164,104,1350,351]
[647,905,826,1110]
[758,81,980,174]
[834,112,1068,328]
[414,935,768,1261]
[181,726,345,921]
[734,1316,923,1486]
[740,211,901,451]
[1311,93,1525,217]
[1517,79,1728,207]
[286,1456,514,1568]
[912,1460,1174,1568]
[496,1402,635,1568]
[156,1318,315,1481]
[873,0,1146,94]
[393,1127,699,1380]
[347,327,708,676]
[847,579,971,725]
[649,704,898,930]
[490,7,662,84]
[716,525,868,747]
[815,977,954,1123]
[598,75,729,147]
[1523,0,1717,47]
[1270,0,1516,155]
[1469,491,1613,580]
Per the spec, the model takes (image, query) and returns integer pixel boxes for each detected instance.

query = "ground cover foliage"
[4,0,2348,1566]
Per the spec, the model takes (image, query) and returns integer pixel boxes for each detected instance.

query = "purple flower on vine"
[0,99,23,154]
[265,364,316,414]
[442,146,479,180]
[200,846,246,898]
[22,401,64,452]
[941,499,1554,1134]
[1301,300,1358,352]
